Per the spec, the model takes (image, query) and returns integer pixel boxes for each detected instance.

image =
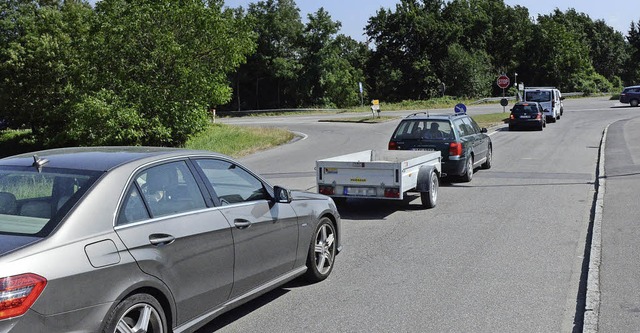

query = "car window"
[466,117,482,132]
[513,105,539,114]
[525,90,551,102]
[119,161,206,223]
[0,167,99,235]
[392,120,424,139]
[393,120,453,140]
[453,118,468,137]
[195,159,268,206]
[461,117,478,135]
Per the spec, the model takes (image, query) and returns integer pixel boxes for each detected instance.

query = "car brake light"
[388,141,398,150]
[0,273,47,320]
[509,114,515,120]
[318,185,334,195]
[449,142,462,157]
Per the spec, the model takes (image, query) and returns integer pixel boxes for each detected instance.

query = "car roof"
[402,112,469,121]
[513,101,540,106]
[623,85,640,89]
[0,146,226,172]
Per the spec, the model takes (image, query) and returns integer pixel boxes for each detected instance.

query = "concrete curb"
[583,124,609,332]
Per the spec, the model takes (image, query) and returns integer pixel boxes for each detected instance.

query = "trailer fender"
[416,165,438,192]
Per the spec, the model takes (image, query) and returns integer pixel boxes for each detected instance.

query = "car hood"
[0,234,41,257]
[291,190,328,201]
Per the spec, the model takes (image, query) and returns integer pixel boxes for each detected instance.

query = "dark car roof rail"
[407,111,429,117]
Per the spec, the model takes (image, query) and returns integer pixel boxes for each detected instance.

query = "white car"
[523,87,564,122]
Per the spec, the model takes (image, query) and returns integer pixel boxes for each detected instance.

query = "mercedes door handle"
[149,233,175,246]
[234,219,252,229]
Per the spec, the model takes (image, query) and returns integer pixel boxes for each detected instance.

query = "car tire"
[304,217,337,283]
[461,156,473,182]
[102,293,167,333]
[420,170,438,209]
[481,146,492,169]
[631,99,639,107]
[509,125,515,131]
[538,123,544,131]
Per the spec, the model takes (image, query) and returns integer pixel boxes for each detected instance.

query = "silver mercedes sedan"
[0,147,341,333]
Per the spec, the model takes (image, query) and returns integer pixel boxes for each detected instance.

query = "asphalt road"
[195,96,638,333]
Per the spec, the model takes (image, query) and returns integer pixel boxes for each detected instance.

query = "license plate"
[412,148,435,151]
[344,187,377,196]
[519,115,530,119]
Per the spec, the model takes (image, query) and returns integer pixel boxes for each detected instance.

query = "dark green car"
[388,112,492,182]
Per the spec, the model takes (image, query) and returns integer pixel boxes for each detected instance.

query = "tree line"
[1,0,639,148]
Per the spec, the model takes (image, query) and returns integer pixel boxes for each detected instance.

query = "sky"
[223,0,638,40]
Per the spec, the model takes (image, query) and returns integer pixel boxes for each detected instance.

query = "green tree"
[623,21,640,85]
[233,0,304,110]
[84,0,256,146]
[0,0,94,142]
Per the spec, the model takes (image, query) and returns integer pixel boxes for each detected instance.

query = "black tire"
[304,217,337,283]
[481,146,492,169]
[461,156,473,182]
[508,124,514,131]
[420,170,438,209]
[537,123,544,131]
[631,99,639,107]
[102,293,167,333]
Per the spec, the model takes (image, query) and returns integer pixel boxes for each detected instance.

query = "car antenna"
[32,154,49,172]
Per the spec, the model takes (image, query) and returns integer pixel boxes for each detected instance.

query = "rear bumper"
[442,158,466,177]
[510,119,543,128]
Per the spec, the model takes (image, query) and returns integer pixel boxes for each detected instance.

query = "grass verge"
[185,123,295,158]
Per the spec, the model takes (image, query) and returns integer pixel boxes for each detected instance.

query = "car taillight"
[0,273,47,320]
[509,114,515,120]
[449,142,462,157]
[318,185,335,195]
[388,141,398,150]
[536,113,542,120]
[384,188,400,198]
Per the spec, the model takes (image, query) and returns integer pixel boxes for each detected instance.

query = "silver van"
[523,87,564,123]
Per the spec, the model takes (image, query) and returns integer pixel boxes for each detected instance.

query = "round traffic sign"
[500,98,508,107]
[454,103,467,114]
[497,75,510,89]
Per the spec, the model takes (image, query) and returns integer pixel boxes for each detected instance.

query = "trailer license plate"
[344,187,376,196]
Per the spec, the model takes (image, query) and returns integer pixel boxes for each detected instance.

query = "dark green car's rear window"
[392,120,454,140]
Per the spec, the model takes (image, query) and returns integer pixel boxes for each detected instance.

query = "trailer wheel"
[420,170,438,209]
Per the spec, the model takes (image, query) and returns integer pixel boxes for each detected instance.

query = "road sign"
[497,75,510,89]
[454,103,467,114]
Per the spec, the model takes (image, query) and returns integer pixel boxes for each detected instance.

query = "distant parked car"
[509,102,546,131]
[619,85,640,107]
[388,112,492,182]
[0,147,341,333]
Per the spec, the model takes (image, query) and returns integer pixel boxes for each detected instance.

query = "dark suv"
[388,112,492,182]
[620,85,640,107]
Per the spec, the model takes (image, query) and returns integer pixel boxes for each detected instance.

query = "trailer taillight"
[318,185,335,195]
[384,188,400,198]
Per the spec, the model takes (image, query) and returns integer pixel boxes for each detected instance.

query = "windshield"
[0,166,101,236]
[525,91,551,102]
[393,120,454,140]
